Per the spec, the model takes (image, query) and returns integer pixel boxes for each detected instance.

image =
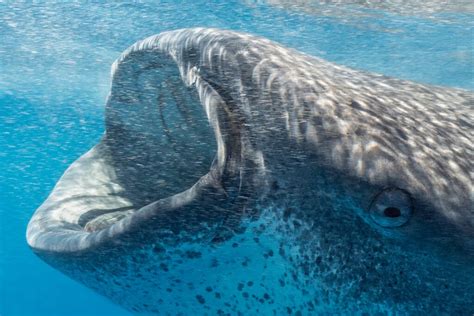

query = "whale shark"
[26,28,473,315]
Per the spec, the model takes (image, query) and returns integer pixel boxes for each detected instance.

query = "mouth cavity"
[79,58,218,233]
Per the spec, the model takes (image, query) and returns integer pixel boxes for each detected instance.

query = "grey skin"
[27,28,473,315]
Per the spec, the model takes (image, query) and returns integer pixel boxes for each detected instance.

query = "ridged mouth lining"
[79,54,219,232]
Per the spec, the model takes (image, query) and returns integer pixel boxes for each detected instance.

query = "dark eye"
[369,188,413,228]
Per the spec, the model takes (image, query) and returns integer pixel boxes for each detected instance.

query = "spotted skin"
[28,28,473,314]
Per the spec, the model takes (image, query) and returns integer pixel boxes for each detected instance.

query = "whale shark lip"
[82,207,136,232]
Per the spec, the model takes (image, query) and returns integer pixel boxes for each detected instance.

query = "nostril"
[384,207,401,218]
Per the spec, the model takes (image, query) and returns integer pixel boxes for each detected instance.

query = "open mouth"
[26,35,242,252]
[26,29,270,253]
[79,57,217,232]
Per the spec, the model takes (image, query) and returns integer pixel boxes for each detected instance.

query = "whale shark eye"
[369,188,413,228]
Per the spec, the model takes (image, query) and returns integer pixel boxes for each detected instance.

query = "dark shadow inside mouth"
[80,58,217,232]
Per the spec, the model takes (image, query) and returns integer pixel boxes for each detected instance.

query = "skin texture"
[27,28,473,314]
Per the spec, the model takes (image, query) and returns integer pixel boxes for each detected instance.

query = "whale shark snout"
[27,28,473,314]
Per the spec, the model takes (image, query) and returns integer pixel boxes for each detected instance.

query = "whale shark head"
[27,28,473,314]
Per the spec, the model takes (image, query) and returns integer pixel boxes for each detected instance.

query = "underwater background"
[0,1,472,315]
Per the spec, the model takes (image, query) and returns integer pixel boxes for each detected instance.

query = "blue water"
[0,2,472,315]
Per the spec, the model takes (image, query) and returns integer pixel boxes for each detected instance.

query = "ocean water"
[0,1,472,316]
